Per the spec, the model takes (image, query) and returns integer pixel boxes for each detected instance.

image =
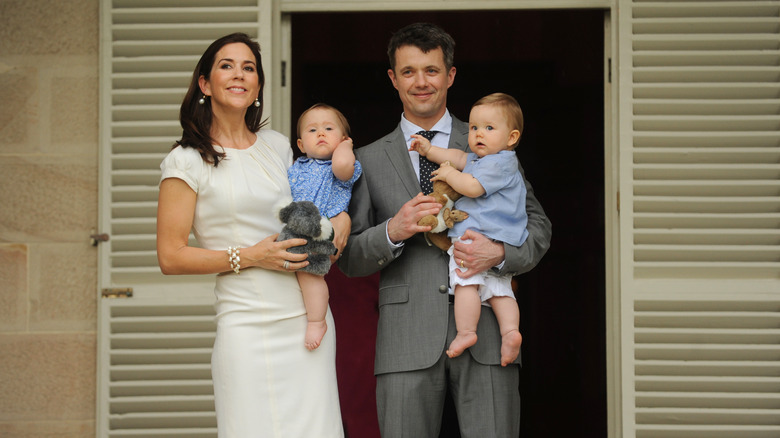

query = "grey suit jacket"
[339,116,552,375]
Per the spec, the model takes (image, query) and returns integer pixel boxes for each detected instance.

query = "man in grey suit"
[338,22,552,437]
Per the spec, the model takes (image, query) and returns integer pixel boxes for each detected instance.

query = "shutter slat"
[634,148,780,164]
[111,380,214,397]
[636,408,780,425]
[634,425,780,438]
[635,360,780,377]
[634,212,780,229]
[634,50,780,67]
[112,23,259,41]
[634,99,780,116]
[636,376,780,393]
[633,83,780,99]
[638,392,780,409]
[112,7,259,25]
[633,66,780,83]
[109,411,216,430]
[633,34,780,51]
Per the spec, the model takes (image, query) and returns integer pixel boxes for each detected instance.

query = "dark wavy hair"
[175,32,267,166]
[387,22,455,72]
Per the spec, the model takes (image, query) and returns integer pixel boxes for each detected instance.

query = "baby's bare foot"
[305,320,327,351]
[446,332,477,358]
[500,330,523,366]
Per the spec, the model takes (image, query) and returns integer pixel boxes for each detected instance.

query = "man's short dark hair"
[387,22,455,72]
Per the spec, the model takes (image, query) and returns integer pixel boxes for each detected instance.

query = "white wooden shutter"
[98,300,217,437]
[96,1,275,436]
[619,1,780,437]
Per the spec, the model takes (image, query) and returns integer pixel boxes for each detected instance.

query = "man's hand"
[329,211,351,263]
[387,193,441,243]
[452,229,504,279]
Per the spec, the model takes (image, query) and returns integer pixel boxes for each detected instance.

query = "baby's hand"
[336,137,353,151]
[431,164,455,182]
[409,134,431,156]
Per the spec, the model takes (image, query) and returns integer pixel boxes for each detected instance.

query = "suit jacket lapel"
[382,116,468,199]
[449,116,470,152]
[383,125,422,198]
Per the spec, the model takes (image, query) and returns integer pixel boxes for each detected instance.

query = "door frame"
[271,2,620,437]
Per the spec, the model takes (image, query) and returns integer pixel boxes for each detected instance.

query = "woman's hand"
[329,211,351,262]
[243,233,309,272]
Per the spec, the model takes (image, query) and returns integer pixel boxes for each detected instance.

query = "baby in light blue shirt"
[410,93,527,367]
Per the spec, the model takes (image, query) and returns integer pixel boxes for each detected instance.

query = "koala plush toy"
[276,200,336,276]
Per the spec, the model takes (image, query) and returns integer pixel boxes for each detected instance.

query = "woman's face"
[199,42,260,112]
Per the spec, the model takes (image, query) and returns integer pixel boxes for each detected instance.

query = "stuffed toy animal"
[417,162,469,252]
[276,200,336,276]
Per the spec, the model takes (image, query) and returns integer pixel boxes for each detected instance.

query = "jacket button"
[438,285,448,294]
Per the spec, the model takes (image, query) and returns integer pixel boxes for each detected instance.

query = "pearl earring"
[198,95,206,105]
[254,98,260,108]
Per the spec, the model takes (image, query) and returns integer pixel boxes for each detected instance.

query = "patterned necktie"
[416,130,438,195]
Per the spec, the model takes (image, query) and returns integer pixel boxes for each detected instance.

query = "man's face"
[388,45,456,128]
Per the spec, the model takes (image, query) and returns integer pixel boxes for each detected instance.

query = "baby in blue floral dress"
[289,103,362,350]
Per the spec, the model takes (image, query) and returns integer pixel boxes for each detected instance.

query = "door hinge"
[90,229,110,246]
[102,288,133,298]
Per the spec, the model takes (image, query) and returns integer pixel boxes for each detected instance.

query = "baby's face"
[297,108,347,160]
[467,104,519,158]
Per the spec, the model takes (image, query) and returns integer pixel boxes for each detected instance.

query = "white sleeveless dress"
[160,130,344,438]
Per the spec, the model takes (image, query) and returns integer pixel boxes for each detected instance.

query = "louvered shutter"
[98,300,217,437]
[620,1,780,437]
[96,1,275,436]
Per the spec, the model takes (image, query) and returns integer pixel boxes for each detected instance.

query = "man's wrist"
[386,220,404,248]
[491,239,506,271]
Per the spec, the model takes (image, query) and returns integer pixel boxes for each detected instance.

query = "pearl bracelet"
[227,246,241,274]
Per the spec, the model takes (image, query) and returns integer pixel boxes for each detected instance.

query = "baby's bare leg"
[488,296,523,366]
[297,271,329,351]
[446,284,481,358]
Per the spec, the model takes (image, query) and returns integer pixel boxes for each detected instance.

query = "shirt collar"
[400,110,452,143]
[297,156,331,164]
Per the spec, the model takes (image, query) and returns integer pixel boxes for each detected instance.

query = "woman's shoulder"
[160,144,206,190]
[257,129,292,160]
[162,144,204,167]
[257,128,290,147]
[168,144,201,157]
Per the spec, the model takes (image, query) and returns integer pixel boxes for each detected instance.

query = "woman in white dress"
[156,33,346,438]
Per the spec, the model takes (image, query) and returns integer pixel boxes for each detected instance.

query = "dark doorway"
[291,9,607,438]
